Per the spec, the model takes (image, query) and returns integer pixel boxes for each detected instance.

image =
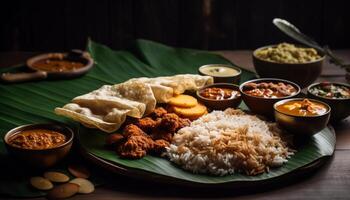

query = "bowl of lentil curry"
[253,43,325,88]
[4,123,74,168]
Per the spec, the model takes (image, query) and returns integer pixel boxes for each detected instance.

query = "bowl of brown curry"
[4,123,74,168]
[239,78,301,117]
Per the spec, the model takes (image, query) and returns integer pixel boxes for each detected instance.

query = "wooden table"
[0,51,349,200]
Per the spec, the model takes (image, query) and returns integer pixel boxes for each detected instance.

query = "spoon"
[273,18,350,74]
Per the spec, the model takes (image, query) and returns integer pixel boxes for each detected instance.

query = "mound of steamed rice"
[166,109,294,176]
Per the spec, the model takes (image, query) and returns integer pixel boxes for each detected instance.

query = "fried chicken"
[159,113,191,132]
[117,124,154,159]
[150,129,173,141]
[111,107,191,159]
[152,139,170,154]
[149,107,167,119]
[133,117,158,132]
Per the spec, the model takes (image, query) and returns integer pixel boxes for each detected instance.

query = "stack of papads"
[55,74,213,133]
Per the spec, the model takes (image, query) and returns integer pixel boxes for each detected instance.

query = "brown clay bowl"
[196,83,242,110]
[253,44,325,88]
[274,98,331,136]
[239,78,301,118]
[307,82,350,122]
[4,123,74,168]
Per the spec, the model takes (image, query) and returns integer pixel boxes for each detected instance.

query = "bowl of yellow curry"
[4,123,74,168]
[274,98,331,136]
[253,43,325,88]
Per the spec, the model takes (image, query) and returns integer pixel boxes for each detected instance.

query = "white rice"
[166,108,294,176]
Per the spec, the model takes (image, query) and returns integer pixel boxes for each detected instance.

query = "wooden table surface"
[0,51,349,200]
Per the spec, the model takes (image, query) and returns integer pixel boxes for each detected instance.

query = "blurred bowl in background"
[252,44,325,88]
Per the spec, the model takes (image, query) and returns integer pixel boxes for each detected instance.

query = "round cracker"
[68,164,91,179]
[70,178,95,194]
[169,95,198,108]
[47,183,79,199]
[172,103,207,120]
[30,176,53,191]
[44,171,70,183]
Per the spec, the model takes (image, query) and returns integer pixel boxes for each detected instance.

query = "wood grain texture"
[1,0,349,51]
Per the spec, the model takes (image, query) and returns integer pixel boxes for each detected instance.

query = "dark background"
[1,0,349,51]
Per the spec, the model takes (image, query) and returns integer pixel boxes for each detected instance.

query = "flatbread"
[55,74,213,133]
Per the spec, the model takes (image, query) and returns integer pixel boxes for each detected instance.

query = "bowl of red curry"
[4,123,74,168]
[239,78,301,117]
[197,83,242,110]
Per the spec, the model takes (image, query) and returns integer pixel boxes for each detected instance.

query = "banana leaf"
[0,39,334,196]
[79,40,335,184]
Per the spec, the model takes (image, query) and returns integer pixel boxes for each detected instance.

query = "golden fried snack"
[168,95,198,108]
[171,103,207,120]
[150,129,173,142]
[117,124,154,159]
[134,117,158,132]
[149,107,167,119]
[152,139,170,154]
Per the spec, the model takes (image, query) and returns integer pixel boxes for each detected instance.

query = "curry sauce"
[8,129,66,150]
[276,99,328,116]
[32,57,85,72]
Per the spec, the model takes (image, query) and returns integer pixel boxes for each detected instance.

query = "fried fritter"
[117,124,154,159]
[112,108,191,159]
[160,113,191,132]
[152,139,170,154]
[118,135,154,159]
[149,107,167,119]
[134,117,158,132]
[150,129,173,142]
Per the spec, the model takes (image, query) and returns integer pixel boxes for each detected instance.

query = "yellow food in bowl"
[255,43,321,64]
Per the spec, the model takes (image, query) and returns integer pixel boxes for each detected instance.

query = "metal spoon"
[273,18,350,74]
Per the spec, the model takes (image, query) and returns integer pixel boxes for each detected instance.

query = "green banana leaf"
[78,40,335,184]
[0,39,334,197]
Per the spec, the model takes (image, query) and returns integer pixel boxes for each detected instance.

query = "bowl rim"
[198,64,242,78]
[273,98,331,118]
[4,123,74,151]
[239,78,301,100]
[253,44,326,65]
[196,83,241,102]
[307,82,350,100]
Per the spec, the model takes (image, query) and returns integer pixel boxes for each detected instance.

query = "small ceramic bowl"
[274,98,331,136]
[239,78,301,117]
[307,82,350,122]
[197,83,242,110]
[4,123,74,168]
[253,44,325,88]
[198,64,242,84]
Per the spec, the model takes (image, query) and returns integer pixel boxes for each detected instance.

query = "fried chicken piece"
[160,113,191,132]
[134,117,158,132]
[159,113,180,132]
[117,124,154,159]
[149,107,167,119]
[123,124,145,137]
[150,129,173,142]
[118,135,154,159]
[152,139,170,154]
